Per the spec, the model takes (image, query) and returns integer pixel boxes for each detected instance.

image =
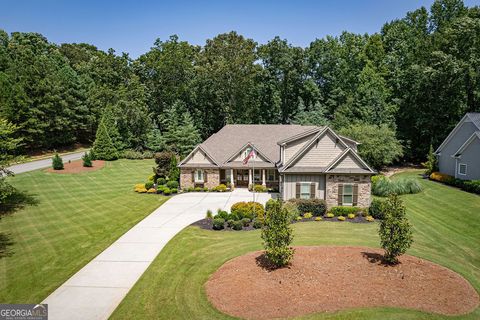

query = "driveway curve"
[43,189,273,320]
[7,151,87,174]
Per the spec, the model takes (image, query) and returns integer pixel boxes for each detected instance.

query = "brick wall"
[325,174,371,208]
[180,168,220,190]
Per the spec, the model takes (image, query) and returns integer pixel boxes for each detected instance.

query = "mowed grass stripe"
[0,159,167,303]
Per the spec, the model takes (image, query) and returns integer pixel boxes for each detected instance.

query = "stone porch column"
[262,169,266,186]
[230,169,235,187]
[248,169,252,186]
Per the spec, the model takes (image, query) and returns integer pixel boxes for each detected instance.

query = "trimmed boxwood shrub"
[231,220,243,230]
[252,219,262,229]
[252,184,268,192]
[170,188,178,193]
[369,198,386,219]
[241,217,251,227]
[212,218,225,230]
[145,181,154,189]
[215,210,229,220]
[166,180,179,189]
[230,201,265,221]
[163,187,172,195]
[226,213,239,221]
[213,184,228,192]
[289,198,327,216]
[329,206,361,217]
[227,219,235,228]
[157,177,167,185]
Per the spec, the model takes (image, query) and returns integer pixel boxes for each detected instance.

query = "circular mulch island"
[45,160,105,174]
[205,246,479,319]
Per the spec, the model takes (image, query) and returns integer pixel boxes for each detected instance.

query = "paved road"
[43,189,273,320]
[7,151,87,174]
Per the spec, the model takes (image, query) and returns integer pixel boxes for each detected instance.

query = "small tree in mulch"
[82,152,93,167]
[52,153,64,170]
[379,194,413,264]
[92,118,119,161]
[261,199,294,268]
[154,151,175,179]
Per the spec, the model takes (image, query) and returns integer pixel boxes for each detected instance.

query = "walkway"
[43,189,273,320]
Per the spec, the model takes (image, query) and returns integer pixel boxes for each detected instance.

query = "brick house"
[178,125,375,207]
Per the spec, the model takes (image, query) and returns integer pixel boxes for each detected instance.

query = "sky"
[2,0,479,58]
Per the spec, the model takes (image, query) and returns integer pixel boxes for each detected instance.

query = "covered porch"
[220,168,280,191]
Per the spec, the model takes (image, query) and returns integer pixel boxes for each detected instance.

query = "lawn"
[111,170,480,320]
[0,159,167,303]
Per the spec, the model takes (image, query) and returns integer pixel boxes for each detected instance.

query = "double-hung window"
[195,169,204,183]
[459,163,467,176]
[342,184,354,206]
[300,183,311,199]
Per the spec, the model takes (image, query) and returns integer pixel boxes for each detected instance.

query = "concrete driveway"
[43,189,273,320]
[7,151,87,174]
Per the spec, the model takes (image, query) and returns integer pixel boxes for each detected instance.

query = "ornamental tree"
[91,117,119,161]
[378,194,413,264]
[52,153,64,170]
[261,199,294,268]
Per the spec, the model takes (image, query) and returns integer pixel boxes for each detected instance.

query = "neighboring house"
[178,125,375,207]
[435,113,480,180]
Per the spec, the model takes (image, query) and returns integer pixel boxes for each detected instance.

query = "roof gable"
[224,142,273,164]
[325,148,375,173]
[179,145,219,167]
[436,114,480,153]
[454,131,480,157]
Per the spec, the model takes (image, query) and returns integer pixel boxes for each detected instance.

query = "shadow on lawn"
[0,233,14,258]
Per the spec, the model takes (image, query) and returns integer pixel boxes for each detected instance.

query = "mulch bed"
[45,160,105,174]
[205,246,479,319]
[192,215,371,231]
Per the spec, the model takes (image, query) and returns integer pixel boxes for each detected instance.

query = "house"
[435,113,480,180]
[178,125,376,207]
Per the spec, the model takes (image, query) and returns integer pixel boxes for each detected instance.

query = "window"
[195,169,204,182]
[226,169,231,181]
[253,169,261,183]
[300,183,311,199]
[267,169,277,181]
[459,163,467,175]
[342,184,353,206]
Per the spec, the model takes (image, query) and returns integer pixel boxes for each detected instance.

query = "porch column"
[248,169,252,186]
[230,169,235,187]
[262,169,266,186]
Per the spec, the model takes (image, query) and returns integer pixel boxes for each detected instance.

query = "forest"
[0,0,479,165]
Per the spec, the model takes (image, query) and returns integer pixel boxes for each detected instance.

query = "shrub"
[304,212,313,219]
[157,177,167,185]
[213,184,228,192]
[366,215,375,222]
[241,217,251,227]
[369,198,386,219]
[148,174,156,182]
[379,194,413,264]
[121,149,144,159]
[157,185,167,192]
[295,216,303,221]
[91,117,119,161]
[265,198,277,212]
[315,217,322,221]
[252,219,262,229]
[289,198,327,216]
[422,145,438,176]
[215,209,229,220]
[194,187,203,192]
[337,216,346,221]
[52,153,64,170]
[261,200,294,267]
[282,201,300,221]
[145,181,154,189]
[329,206,361,217]
[227,219,235,228]
[186,187,194,192]
[166,180,179,189]
[137,187,147,193]
[372,176,423,196]
[82,152,93,167]
[163,188,171,195]
[325,213,334,218]
[134,183,145,192]
[154,151,175,178]
[226,213,239,221]
[206,210,213,219]
[348,213,355,219]
[171,188,178,193]
[253,184,268,192]
[231,220,243,230]
[147,188,156,193]
[143,150,154,159]
[203,187,209,192]
[231,201,264,221]
[212,218,225,230]
[463,180,480,194]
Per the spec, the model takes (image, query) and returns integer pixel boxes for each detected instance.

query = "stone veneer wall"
[180,168,220,190]
[325,174,371,208]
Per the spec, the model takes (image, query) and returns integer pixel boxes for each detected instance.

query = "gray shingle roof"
[200,124,319,165]
[467,113,480,130]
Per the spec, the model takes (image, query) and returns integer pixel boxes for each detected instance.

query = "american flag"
[243,148,256,165]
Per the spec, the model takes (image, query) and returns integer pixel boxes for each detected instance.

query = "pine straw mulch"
[45,160,105,174]
[205,246,479,319]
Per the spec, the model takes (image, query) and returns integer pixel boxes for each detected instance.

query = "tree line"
[1,0,479,164]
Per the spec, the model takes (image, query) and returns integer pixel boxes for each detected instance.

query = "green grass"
[0,159,167,303]
[111,170,480,320]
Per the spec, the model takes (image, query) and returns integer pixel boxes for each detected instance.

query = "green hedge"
[288,198,327,216]
[329,206,362,217]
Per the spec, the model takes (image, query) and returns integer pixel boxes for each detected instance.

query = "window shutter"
[338,183,343,206]
[191,170,195,183]
[310,183,315,199]
[353,184,358,206]
[295,182,300,199]
[204,171,208,183]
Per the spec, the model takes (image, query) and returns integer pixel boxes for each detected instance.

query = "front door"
[235,169,249,187]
